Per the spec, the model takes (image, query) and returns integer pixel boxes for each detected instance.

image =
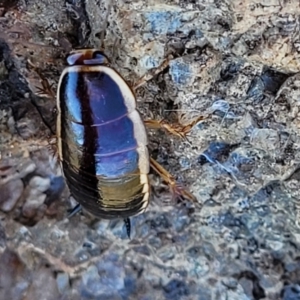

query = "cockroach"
[57,49,150,227]
[33,49,204,238]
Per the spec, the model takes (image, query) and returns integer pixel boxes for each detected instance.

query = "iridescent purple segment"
[62,71,129,124]
[59,69,139,178]
[95,149,139,177]
[93,115,137,155]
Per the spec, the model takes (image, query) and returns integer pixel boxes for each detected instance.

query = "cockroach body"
[57,49,150,222]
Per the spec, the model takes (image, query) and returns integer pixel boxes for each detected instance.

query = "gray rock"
[0,179,23,212]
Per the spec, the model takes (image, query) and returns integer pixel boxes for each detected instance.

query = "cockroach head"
[66,49,110,66]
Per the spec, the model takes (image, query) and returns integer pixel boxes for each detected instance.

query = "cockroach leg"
[27,59,56,99]
[150,157,197,203]
[133,57,171,91]
[67,204,82,218]
[145,115,206,138]
[123,218,131,239]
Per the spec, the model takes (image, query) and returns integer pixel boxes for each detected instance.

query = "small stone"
[56,273,70,294]
[267,240,284,252]
[163,279,190,300]
[157,245,176,262]
[132,245,151,256]
[44,175,65,205]
[222,278,238,289]
[0,158,35,185]
[81,258,126,297]
[0,224,6,248]
[0,248,28,300]
[17,160,36,178]
[179,156,191,169]
[28,176,51,192]
[19,226,32,237]
[198,141,237,165]
[109,219,128,239]
[26,267,60,300]
[250,128,280,152]
[174,214,189,232]
[282,284,300,300]
[22,193,47,218]
[226,284,252,300]
[0,179,23,212]
[169,58,193,87]
[191,258,210,277]
[210,99,230,114]
[50,227,66,240]
[96,260,125,291]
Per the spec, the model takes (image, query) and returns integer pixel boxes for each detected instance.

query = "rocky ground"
[1,0,300,299]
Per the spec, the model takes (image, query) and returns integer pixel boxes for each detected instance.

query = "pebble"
[282,284,300,300]
[163,279,191,300]
[0,179,23,212]
[44,175,65,205]
[81,261,125,297]
[56,272,70,294]
[169,58,192,86]
[22,194,47,218]
[28,176,51,192]
[26,267,60,300]
[250,128,280,152]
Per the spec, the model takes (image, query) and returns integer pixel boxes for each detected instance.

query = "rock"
[0,179,23,212]
[56,272,70,295]
[81,263,125,298]
[28,176,51,193]
[0,248,29,300]
[26,267,60,300]
[0,1,300,299]
[250,128,280,152]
